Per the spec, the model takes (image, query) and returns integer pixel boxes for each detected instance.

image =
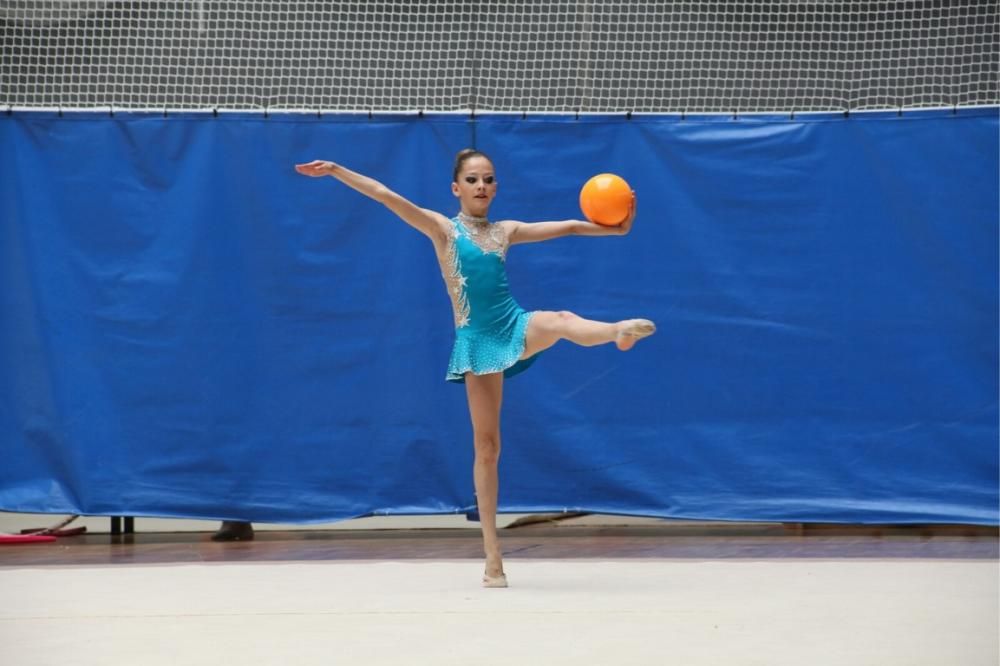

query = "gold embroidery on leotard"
[442,226,471,328]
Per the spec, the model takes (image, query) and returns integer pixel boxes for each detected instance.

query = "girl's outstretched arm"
[506,192,636,246]
[295,160,450,244]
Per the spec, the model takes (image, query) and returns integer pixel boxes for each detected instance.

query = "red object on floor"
[0,534,58,544]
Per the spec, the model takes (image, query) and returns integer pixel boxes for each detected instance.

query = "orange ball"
[579,173,632,226]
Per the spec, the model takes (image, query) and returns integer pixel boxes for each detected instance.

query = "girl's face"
[452,156,497,217]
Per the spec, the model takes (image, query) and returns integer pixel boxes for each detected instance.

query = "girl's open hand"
[616,191,637,235]
[295,160,338,177]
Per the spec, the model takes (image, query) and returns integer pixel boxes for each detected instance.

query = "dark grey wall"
[2,1,997,111]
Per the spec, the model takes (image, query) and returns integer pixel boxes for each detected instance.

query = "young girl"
[295,150,655,587]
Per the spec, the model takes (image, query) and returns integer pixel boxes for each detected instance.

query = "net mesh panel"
[1,1,997,112]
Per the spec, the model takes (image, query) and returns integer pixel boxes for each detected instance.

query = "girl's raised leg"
[521,311,655,359]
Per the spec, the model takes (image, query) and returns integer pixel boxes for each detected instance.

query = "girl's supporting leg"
[464,371,506,584]
[521,311,655,359]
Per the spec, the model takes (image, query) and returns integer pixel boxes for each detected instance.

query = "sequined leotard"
[440,213,540,383]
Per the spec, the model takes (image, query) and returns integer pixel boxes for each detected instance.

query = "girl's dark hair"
[453,148,492,182]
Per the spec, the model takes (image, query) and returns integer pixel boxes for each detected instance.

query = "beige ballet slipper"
[616,319,656,351]
[482,572,509,588]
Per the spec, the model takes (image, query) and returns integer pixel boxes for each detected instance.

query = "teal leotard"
[441,214,540,383]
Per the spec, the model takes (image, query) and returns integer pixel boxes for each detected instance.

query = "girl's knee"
[474,432,501,463]
[540,310,576,332]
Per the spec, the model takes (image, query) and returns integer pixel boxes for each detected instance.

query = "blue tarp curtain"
[1,109,997,524]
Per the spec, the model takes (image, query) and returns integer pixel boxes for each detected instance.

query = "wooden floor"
[2,522,995,567]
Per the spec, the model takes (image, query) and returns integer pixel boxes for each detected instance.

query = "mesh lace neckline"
[457,211,489,226]
[455,212,506,257]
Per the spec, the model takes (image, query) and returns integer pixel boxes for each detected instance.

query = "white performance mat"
[1,559,997,666]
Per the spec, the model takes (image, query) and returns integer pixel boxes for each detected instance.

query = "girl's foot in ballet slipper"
[483,555,507,588]
[482,572,509,588]
[616,319,656,351]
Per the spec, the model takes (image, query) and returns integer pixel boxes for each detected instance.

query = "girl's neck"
[458,210,489,225]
